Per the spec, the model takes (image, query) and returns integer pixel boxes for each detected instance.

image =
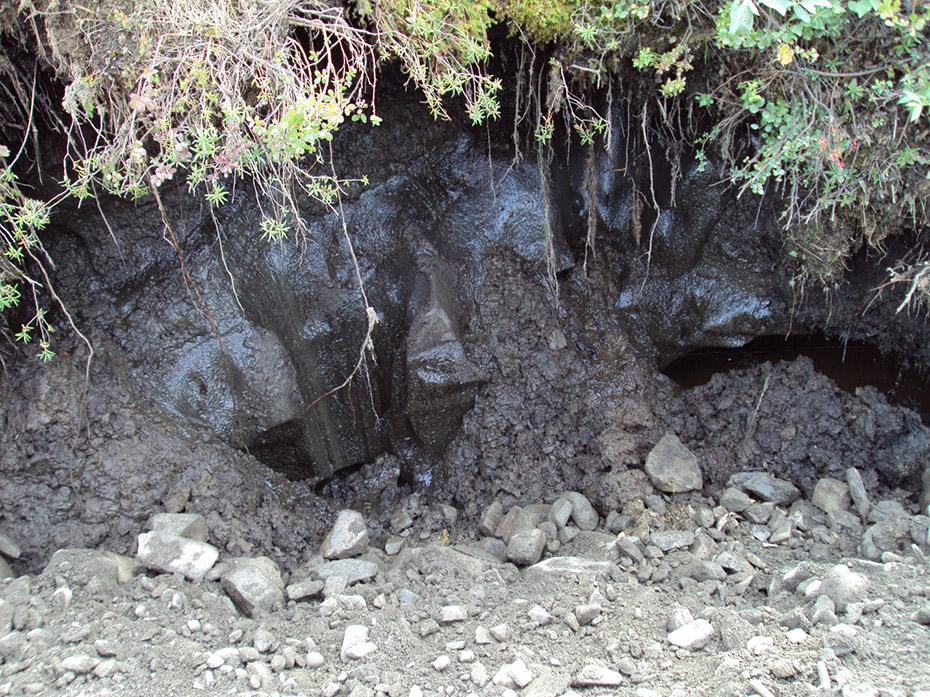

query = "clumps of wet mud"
[0,338,334,574]
[665,356,930,495]
[438,253,675,517]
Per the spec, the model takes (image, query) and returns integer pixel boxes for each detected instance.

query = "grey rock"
[867,499,907,524]
[492,658,533,688]
[788,499,826,531]
[0,557,13,579]
[650,530,695,552]
[384,537,406,556]
[44,548,140,586]
[0,529,22,559]
[827,509,863,532]
[528,604,553,625]
[743,502,775,524]
[811,595,838,626]
[574,604,602,626]
[549,498,574,529]
[506,529,546,566]
[605,510,631,533]
[811,478,851,514]
[715,551,751,574]
[910,515,930,546]
[389,510,414,533]
[645,433,703,493]
[147,513,209,542]
[846,468,871,520]
[820,564,868,613]
[523,557,612,580]
[286,579,324,601]
[136,532,219,581]
[222,565,285,617]
[719,487,752,513]
[690,532,717,559]
[495,506,536,543]
[667,619,714,650]
[340,625,374,661]
[911,603,930,625]
[438,605,467,624]
[61,655,99,674]
[920,466,930,515]
[321,510,369,560]
[693,506,715,528]
[682,560,726,582]
[728,472,800,505]
[573,665,624,687]
[613,536,645,563]
[477,501,504,536]
[315,558,379,585]
[667,607,694,632]
[560,491,599,531]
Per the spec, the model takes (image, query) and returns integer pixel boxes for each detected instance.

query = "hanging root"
[582,144,597,277]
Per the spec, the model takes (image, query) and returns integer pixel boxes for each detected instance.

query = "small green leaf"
[759,0,792,15]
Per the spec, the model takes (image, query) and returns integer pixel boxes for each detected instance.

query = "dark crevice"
[663,333,930,420]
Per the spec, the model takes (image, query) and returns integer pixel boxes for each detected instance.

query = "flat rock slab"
[321,510,369,560]
[667,619,715,650]
[222,565,285,617]
[314,559,379,585]
[136,532,219,581]
[42,548,141,586]
[573,665,624,687]
[147,513,209,542]
[0,530,22,559]
[728,472,801,505]
[523,557,612,579]
[645,433,703,493]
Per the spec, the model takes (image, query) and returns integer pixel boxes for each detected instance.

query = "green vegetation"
[1,0,929,358]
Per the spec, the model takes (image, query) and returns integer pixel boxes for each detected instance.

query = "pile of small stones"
[0,432,929,697]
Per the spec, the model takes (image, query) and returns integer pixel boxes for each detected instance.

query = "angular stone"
[61,654,99,674]
[492,658,533,688]
[341,625,372,661]
[548,498,574,529]
[820,564,868,613]
[560,491,599,531]
[650,530,695,552]
[523,557,612,580]
[506,529,546,566]
[682,560,726,582]
[136,532,219,581]
[575,603,602,626]
[0,530,22,559]
[477,501,504,537]
[846,468,871,520]
[573,665,624,687]
[920,466,930,516]
[385,537,406,556]
[438,605,467,624]
[43,548,138,587]
[719,488,752,513]
[667,619,715,650]
[321,510,369,560]
[147,513,209,542]
[728,472,800,505]
[222,565,285,617]
[645,434,702,494]
[495,506,536,544]
[613,536,645,563]
[286,578,324,601]
[390,510,414,534]
[0,557,13,579]
[315,559,379,585]
[811,478,851,514]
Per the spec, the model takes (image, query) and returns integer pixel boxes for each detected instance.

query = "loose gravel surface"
[2,474,929,697]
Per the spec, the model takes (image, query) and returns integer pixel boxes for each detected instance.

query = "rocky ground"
[1,447,929,697]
